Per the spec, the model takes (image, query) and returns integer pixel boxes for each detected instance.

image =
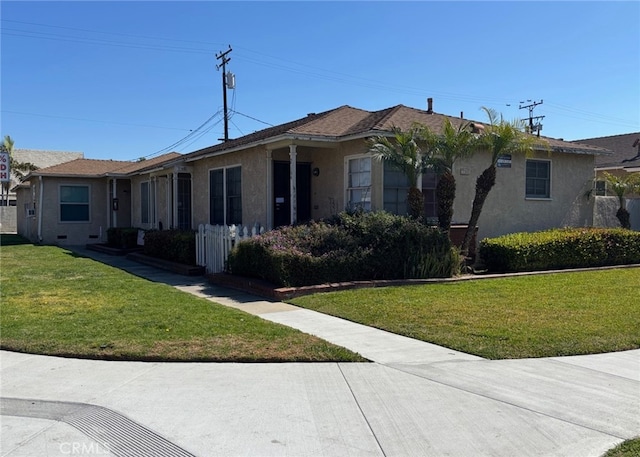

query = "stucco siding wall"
[189,146,269,228]
[38,177,109,246]
[453,151,595,241]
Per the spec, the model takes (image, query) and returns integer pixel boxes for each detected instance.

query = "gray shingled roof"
[13,149,84,169]
[571,132,640,168]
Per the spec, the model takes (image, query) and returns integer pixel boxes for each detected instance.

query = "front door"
[273,161,311,227]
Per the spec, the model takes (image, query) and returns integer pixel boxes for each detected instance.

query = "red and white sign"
[0,152,10,183]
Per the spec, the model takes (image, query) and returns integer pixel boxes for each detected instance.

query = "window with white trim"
[59,185,90,222]
[209,166,242,225]
[346,156,371,211]
[526,160,551,199]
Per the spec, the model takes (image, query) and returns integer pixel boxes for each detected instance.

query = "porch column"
[266,149,273,229]
[289,145,297,225]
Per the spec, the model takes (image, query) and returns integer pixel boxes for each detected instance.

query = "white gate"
[196,224,265,274]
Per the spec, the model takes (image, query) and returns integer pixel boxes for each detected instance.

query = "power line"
[4,19,637,133]
[229,110,274,126]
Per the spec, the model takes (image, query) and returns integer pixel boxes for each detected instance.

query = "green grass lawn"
[602,438,640,457]
[290,268,640,359]
[0,237,365,362]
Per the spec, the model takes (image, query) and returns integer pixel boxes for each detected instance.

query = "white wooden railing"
[196,223,265,274]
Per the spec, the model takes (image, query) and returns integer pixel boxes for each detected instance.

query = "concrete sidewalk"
[1,246,638,456]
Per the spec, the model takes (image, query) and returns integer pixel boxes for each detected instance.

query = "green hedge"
[479,228,640,273]
[106,227,140,249]
[143,230,197,266]
[227,211,460,287]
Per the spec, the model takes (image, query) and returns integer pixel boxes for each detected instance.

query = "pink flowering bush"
[227,211,459,287]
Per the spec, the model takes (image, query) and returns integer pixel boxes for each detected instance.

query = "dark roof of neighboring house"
[181,104,611,160]
[571,132,640,169]
[29,152,181,178]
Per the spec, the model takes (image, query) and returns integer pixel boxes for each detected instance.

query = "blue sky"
[2,1,639,161]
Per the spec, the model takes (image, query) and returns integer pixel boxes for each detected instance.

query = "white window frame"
[525,159,552,200]
[59,184,90,223]
[345,154,372,211]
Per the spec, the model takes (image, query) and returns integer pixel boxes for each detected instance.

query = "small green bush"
[106,227,140,249]
[227,211,459,287]
[143,230,197,265]
[479,228,640,273]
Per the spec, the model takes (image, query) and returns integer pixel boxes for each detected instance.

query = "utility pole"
[519,99,545,136]
[216,46,233,142]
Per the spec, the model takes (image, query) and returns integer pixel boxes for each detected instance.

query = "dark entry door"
[273,161,311,227]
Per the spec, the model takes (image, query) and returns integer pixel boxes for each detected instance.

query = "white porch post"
[289,144,297,225]
[266,149,273,229]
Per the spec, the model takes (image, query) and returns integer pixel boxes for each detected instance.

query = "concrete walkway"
[1,247,638,456]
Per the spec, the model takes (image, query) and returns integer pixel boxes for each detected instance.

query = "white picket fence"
[196,223,265,274]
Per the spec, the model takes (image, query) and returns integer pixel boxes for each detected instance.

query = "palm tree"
[460,108,544,256]
[418,118,478,232]
[368,125,434,219]
[1,135,37,206]
[601,172,640,229]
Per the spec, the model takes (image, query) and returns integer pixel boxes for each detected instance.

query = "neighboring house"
[16,103,611,247]
[1,149,84,233]
[572,132,640,229]
[15,153,180,245]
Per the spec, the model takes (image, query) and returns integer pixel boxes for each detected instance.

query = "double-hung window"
[210,166,242,225]
[383,162,409,215]
[346,156,371,211]
[526,160,551,199]
[60,185,90,222]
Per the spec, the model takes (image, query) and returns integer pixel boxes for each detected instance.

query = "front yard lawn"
[0,238,365,362]
[289,268,640,359]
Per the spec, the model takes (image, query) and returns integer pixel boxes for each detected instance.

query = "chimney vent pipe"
[427,98,433,114]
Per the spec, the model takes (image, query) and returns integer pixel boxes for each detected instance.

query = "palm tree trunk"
[461,165,496,256]
[436,171,456,232]
[616,207,631,229]
[407,186,424,220]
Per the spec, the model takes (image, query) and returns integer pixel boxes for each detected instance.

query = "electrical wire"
[3,18,637,135]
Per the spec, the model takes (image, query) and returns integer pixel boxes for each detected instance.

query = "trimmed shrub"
[227,211,460,287]
[106,227,140,249]
[479,227,640,273]
[143,230,197,265]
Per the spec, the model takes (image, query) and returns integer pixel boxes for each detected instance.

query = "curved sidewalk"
[1,246,638,456]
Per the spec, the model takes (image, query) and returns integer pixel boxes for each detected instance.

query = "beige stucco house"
[16,103,611,248]
[128,104,608,242]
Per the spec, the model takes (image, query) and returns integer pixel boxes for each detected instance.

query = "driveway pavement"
[1,247,638,456]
